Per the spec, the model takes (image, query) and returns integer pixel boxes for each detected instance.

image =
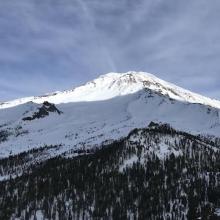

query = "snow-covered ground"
[1,71,220,109]
[0,72,220,159]
[215,208,220,216]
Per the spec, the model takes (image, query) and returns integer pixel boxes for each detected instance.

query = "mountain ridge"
[0,72,220,219]
[0,72,220,160]
[1,71,220,110]
[0,122,219,219]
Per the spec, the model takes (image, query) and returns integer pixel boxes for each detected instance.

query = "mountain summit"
[0,71,220,159]
[1,71,220,109]
[0,72,220,219]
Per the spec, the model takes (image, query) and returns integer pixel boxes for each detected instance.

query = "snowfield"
[1,71,220,109]
[0,71,220,160]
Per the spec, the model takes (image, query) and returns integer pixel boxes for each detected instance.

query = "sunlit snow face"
[0,0,220,100]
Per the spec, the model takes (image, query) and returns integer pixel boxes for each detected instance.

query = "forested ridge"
[0,124,220,219]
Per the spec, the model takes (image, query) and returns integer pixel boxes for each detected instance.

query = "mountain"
[1,123,220,219]
[0,72,220,160]
[1,71,220,109]
[0,72,220,219]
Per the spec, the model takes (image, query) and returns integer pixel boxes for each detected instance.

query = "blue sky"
[0,0,220,101]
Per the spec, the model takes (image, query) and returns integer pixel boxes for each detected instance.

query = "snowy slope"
[0,72,220,160]
[1,71,220,109]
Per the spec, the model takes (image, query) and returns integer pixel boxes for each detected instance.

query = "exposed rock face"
[23,101,62,121]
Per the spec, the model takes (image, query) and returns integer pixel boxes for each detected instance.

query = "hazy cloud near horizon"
[0,0,220,101]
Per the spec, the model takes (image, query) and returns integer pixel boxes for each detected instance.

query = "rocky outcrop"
[23,101,62,121]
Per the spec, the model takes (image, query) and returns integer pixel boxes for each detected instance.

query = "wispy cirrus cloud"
[0,0,219,101]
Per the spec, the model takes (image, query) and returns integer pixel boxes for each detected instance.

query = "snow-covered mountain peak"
[0,71,220,109]
[82,71,150,92]
[92,71,157,85]
[90,71,220,109]
[1,71,220,160]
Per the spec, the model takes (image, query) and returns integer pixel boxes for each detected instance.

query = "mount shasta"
[0,71,220,159]
[0,72,220,219]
